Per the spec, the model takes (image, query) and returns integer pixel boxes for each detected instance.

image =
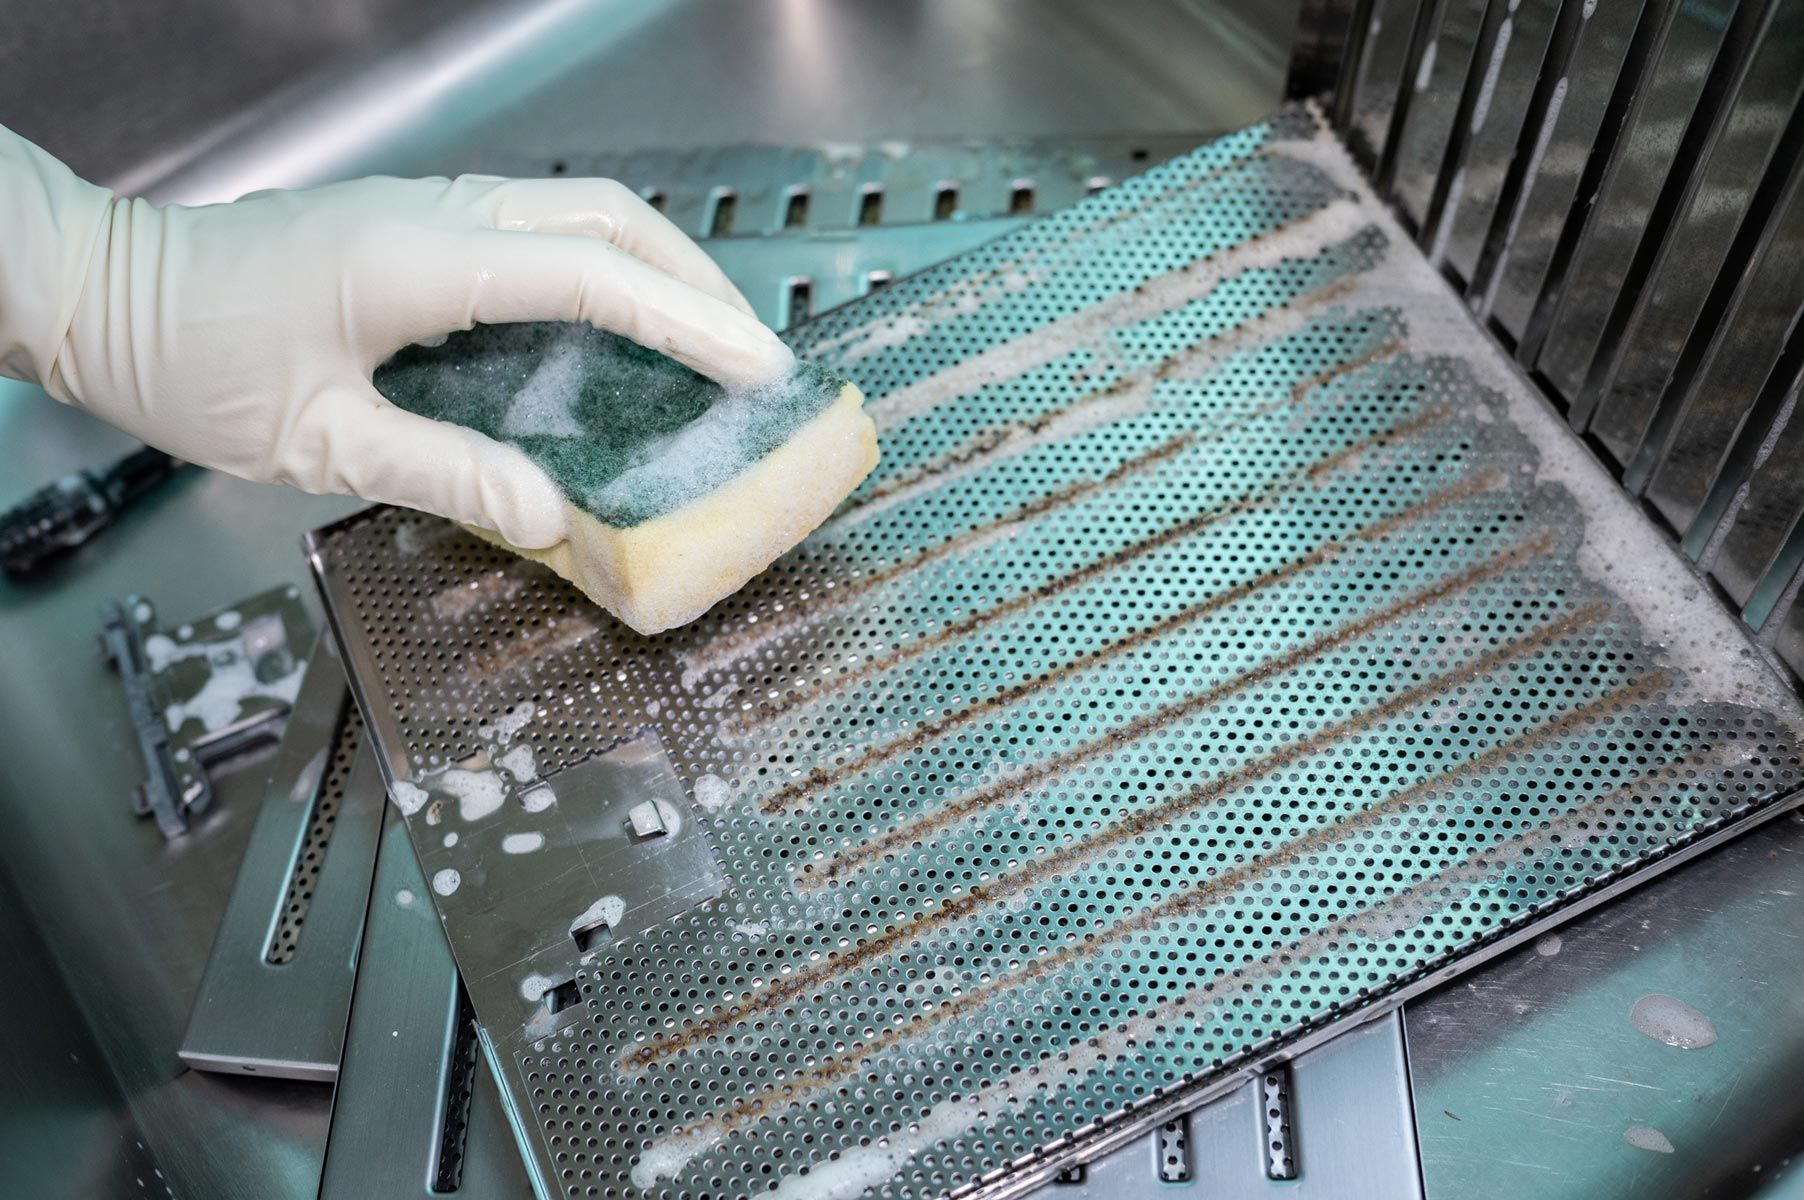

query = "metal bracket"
[100,585,311,839]
[319,810,533,1199]
[395,730,728,1044]
[178,633,384,1081]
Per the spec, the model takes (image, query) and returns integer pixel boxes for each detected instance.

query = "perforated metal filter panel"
[309,105,1804,1200]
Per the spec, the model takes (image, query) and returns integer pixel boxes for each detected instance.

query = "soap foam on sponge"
[375,323,877,635]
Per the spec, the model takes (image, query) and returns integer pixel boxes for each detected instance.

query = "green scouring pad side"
[373,322,847,529]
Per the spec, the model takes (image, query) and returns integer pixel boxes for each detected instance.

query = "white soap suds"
[583,379,805,523]
[732,920,769,938]
[497,745,537,782]
[502,335,589,437]
[693,775,730,811]
[431,868,461,896]
[570,895,625,936]
[132,601,152,623]
[444,832,459,847]
[433,768,507,823]
[394,889,416,908]
[520,973,557,1003]
[478,701,537,745]
[1625,1125,1675,1154]
[1629,994,1718,1049]
[214,610,242,631]
[1534,934,1562,957]
[144,627,309,734]
[390,781,429,816]
[521,783,556,813]
[503,832,545,854]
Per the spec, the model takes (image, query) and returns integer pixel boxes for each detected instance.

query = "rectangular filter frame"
[308,105,1804,1200]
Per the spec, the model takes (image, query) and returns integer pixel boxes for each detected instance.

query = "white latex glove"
[0,125,794,549]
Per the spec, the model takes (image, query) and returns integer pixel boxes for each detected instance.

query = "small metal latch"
[625,799,668,840]
[101,588,311,839]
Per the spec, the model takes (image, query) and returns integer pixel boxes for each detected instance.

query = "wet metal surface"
[312,106,1804,1200]
[178,637,382,1082]
[1409,809,1804,1199]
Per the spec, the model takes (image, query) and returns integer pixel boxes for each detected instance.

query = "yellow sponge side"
[469,382,877,635]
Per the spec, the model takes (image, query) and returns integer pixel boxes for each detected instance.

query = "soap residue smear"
[1629,994,1718,1049]
[693,774,730,812]
[1625,1125,1675,1154]
[390,781,429,816]
[479,701,536,745]
[497,745,537,782]
[570,895,625,936]
[435,768,506,823]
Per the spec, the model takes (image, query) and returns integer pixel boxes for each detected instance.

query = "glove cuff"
[0,126,117,391]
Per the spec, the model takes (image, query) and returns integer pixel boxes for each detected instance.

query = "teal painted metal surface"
[310,106,1804,1200]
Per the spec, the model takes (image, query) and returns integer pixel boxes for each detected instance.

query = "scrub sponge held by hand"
[374,323,878,635]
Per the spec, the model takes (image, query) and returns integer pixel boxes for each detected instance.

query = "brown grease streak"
[727,405,1452,737]
[802,532,1552,886]
[761,468,1502,817]
[624,602,1604,1072]
[648,671,1667,1139]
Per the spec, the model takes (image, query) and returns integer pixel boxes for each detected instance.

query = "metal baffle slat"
[1435,0,1567,288]
[1651,138,1804,558]
[1531,0,1739,409]
[308,106,1804,1200]
[1481,0,1656,348]
[1576,0,1801,458]
[319,810,535,1200]
[1343,0,1429,169]
[1387,0,1492,236]
[179,634,383,1080]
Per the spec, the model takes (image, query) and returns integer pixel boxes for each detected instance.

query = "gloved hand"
[0,125,793,549]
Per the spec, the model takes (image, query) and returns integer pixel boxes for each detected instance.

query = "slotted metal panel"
[1309,0,1804,682]
[309,106,1804,1200]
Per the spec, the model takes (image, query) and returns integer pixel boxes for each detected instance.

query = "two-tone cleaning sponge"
[375,323,876,634]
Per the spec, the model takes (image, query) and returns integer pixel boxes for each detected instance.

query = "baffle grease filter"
[309,107,1804,1200]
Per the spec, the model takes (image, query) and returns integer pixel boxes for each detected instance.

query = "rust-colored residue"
[800,532,1551,887]
[1289,339,1402,403]
[694,320,1393,683]
[726,406,1452,739]
[624,601,1604,1073]
[690,434,1195,677]
[467,616,601,682]
[760,468,1504,817]
[648,671,1668,1140]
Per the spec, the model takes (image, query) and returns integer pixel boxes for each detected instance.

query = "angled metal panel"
[1482,0,1653,343]
[1704,361,1804,613]
[179,635,382,1082]
[1532,0,1742,410]
[1344,0,1431,170]
[1645,142,1804,552]
[1579,0,1801,461]
[1630,102,1804,530]
[1438,0,1567,287]
[1388,0,1494,235]
[319,811,535,1200]
[309,107,1804,1200]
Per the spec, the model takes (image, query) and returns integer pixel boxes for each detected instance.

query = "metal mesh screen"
[309,105,1804,1200]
